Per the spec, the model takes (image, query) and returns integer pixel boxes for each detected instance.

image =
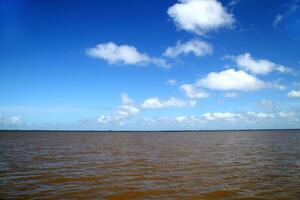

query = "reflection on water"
[0,130,300,199]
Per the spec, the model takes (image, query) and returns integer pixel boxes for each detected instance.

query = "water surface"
[0,130,300,199]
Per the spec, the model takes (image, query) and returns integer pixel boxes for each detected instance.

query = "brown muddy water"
[0,130,300,199]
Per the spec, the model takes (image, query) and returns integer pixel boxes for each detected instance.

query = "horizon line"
[1,128,300,132]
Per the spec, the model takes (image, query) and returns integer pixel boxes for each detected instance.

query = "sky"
[0,0,300,130]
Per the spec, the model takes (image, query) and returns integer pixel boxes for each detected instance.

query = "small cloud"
[288,90,300,97]
[196,69,266,91]
[246,112,275,119]
[272,1,299,28]
[0,115,21,125]
[97,94,197,124]
[278,111,296,118]
[87,42,169,68]
[273,14,284,27]
[259,99,274,110]
[202,112,241,121]
[141,98,163,109]
[97,94,139,124]
[167,0,235,36]
[121,93,134,105]
[141,97,196,109]
[163,39,212,58]
[228,0,241,9]
[289,0,299,13]
[166,79,177,86]
[180,84,209,99]
[226,53,292,75]
[224,92,238,98]
[268,82,286,90]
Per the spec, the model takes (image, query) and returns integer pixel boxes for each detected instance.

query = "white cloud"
[151,58,171,68]
[121,93,134,105]
[97,115,113,124]
[141,98,162,109]
[97,104,300,127]
[288,90,300,97]
[98,94,197,124]
[254,112,274,119]
[141,97,196,109]
[97,104,140,124]
[87,42,170,68]
[224,92,238,98]
[202,112,241,121]
[277,111,298,122]
[198,111,273,125]
[244,112,275,123]
[175,111,296,124]
[273,14,284,27]
[180,84,209,99]
[175,116,188,123]
[279,111,296,118]
[87,42,149,65]
[273,1,299,28]
[9,116,21,124]
[175,116,205,124]
[269,82,286,90]
[116,105,139,117]
[228,0,240,9]
[196,69,266,91]
[97,93,139,124]
[168,0,235,35]
[164,39,212,57]
[227,53,292,75]
[166,79,177,86]
[0,115,21,125]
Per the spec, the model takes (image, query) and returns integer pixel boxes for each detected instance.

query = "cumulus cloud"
[87,42,149,64]
[180,84,209,98]
[226,53,292,75]
[97,102,299,127]
[164,39,212,57]
[141,98,162,109]
[196,69,266,91]
[97,93,139,124]
[98,94,197,124]
[168,0,235,35]
[288,90,300,97]
[87,42,170,68]
[141,97,196,109]
[97,104,139,124]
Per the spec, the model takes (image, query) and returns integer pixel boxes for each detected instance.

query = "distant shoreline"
[0,129,300,133]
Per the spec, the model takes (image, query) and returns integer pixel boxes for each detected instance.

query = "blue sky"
[0,0,300,130]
